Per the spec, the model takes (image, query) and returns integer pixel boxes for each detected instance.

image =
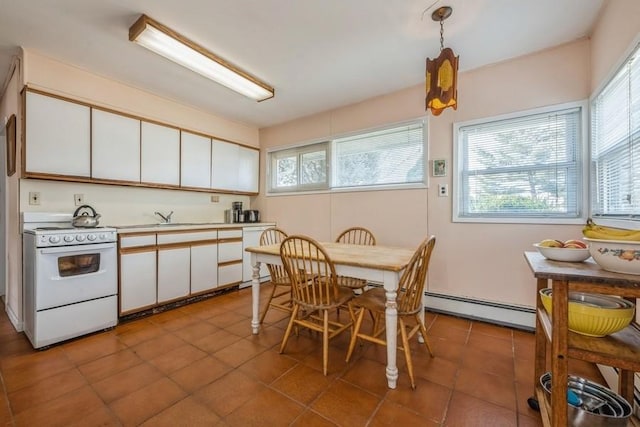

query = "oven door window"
[58,253,100,277]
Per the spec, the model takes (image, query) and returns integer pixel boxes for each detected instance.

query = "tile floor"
[0,285,605,426]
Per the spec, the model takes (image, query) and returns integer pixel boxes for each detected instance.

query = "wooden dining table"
[245,241,415,389]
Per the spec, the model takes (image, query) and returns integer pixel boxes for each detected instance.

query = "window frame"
[266,118,428,195]
[452,100,589,224]
[589,37,640,227]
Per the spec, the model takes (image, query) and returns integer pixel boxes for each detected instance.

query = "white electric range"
[22,212,118,348]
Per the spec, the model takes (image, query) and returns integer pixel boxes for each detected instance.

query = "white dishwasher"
[241,225,272,288]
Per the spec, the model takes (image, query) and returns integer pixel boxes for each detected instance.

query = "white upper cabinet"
[25,91,91,177]
[211,139,259,193]
[211,139,239,191]
[238,146,259,193]
[181,131,211,188]
[141,122,180,186]
[92,109,141,182]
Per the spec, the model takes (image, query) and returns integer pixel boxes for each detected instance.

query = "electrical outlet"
[210,195,220,203]
[29,192,41,205]
[438,184,449,197]
[74,194,84,206]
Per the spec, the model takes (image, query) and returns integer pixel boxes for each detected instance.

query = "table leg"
[251,256,261,335]
[384,271,399,389]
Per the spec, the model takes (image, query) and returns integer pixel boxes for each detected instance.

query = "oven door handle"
[39,243,116,254]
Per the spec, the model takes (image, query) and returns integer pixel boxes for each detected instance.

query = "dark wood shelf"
[526,251,640,426]
[537,308,640,369]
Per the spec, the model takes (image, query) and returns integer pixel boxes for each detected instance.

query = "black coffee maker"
[225,202,244,223]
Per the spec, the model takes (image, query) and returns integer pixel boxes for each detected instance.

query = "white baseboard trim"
[423,292,536,331]
[5,303,23,332]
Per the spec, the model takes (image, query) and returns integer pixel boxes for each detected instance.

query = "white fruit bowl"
[583,238,640,275]
[533,244,591,262]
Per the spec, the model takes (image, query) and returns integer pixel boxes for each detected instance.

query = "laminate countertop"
[111,222,275,234]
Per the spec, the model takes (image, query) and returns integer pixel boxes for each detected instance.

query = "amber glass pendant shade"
[425,47,458,116]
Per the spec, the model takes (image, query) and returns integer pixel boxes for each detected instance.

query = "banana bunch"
[582,218,640,241]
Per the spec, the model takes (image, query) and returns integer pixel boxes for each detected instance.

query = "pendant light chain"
[440,19,445,51]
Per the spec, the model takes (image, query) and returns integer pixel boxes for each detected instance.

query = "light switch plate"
[74,194,84,206]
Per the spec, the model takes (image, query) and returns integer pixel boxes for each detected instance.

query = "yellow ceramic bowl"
[539,288,635,337]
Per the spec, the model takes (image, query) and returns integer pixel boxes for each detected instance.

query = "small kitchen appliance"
[225,201,246,223]
[22,212,118,348]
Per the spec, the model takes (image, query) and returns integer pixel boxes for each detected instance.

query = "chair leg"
[399,318,416,389]
[415,314,434,357]
[279,305,299,354]
[322,309,329,376]
[259,283,279,324]
[346,307,366,362]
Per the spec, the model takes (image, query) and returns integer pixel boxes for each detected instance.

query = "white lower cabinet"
[157,247,190,303]
[119,228,245,316]
[120,250,157,314]
[218,229,243,286]
[191,243,218,294]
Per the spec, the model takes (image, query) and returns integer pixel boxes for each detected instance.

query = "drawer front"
[219,229,242,239]
[120,234,156,248]
[218,241,243,263]
[218,263,243,286]
[157,230,218,245]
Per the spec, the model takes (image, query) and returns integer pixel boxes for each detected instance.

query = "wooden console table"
[524,251,640,426]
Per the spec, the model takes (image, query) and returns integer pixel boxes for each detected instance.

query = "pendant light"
[425,6,459,116]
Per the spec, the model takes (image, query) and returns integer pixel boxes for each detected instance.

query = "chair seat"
[350,287,421,316]
[350,287,385,312]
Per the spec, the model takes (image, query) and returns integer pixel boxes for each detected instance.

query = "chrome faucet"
[154,211,174,224]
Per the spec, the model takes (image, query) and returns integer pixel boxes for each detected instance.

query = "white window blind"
[455,104,584,221]
[267,120,426,194]
[333,123,424,188]
[591,43,640,220]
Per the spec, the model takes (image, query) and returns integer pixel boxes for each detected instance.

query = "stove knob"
[64,235,74,242]
[99,233,107,240]
[76,234,86,242]
[49,235,61,244]
[87,234,97,241]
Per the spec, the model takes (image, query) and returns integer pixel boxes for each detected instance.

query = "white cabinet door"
[120,251,157,313]
[181,131,211,188]
[238,146,259,192]
[92,109,141,181]
[141,121,180,185]
[25,91,91,177]
[157,247,191,303]
[211,139,239,191]
[191,243,218,293]
[211,139,259,193]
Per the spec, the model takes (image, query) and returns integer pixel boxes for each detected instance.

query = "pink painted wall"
[259,39,592,309]
[590,0,640,92]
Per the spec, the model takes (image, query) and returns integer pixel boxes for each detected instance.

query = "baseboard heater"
[423,292,536,331]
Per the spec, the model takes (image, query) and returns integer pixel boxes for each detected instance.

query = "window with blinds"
[267,120,426,193]
[454,102,586,222]
[591,43,640,221]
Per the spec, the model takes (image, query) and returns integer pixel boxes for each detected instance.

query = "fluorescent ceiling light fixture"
[129,14,274,101]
